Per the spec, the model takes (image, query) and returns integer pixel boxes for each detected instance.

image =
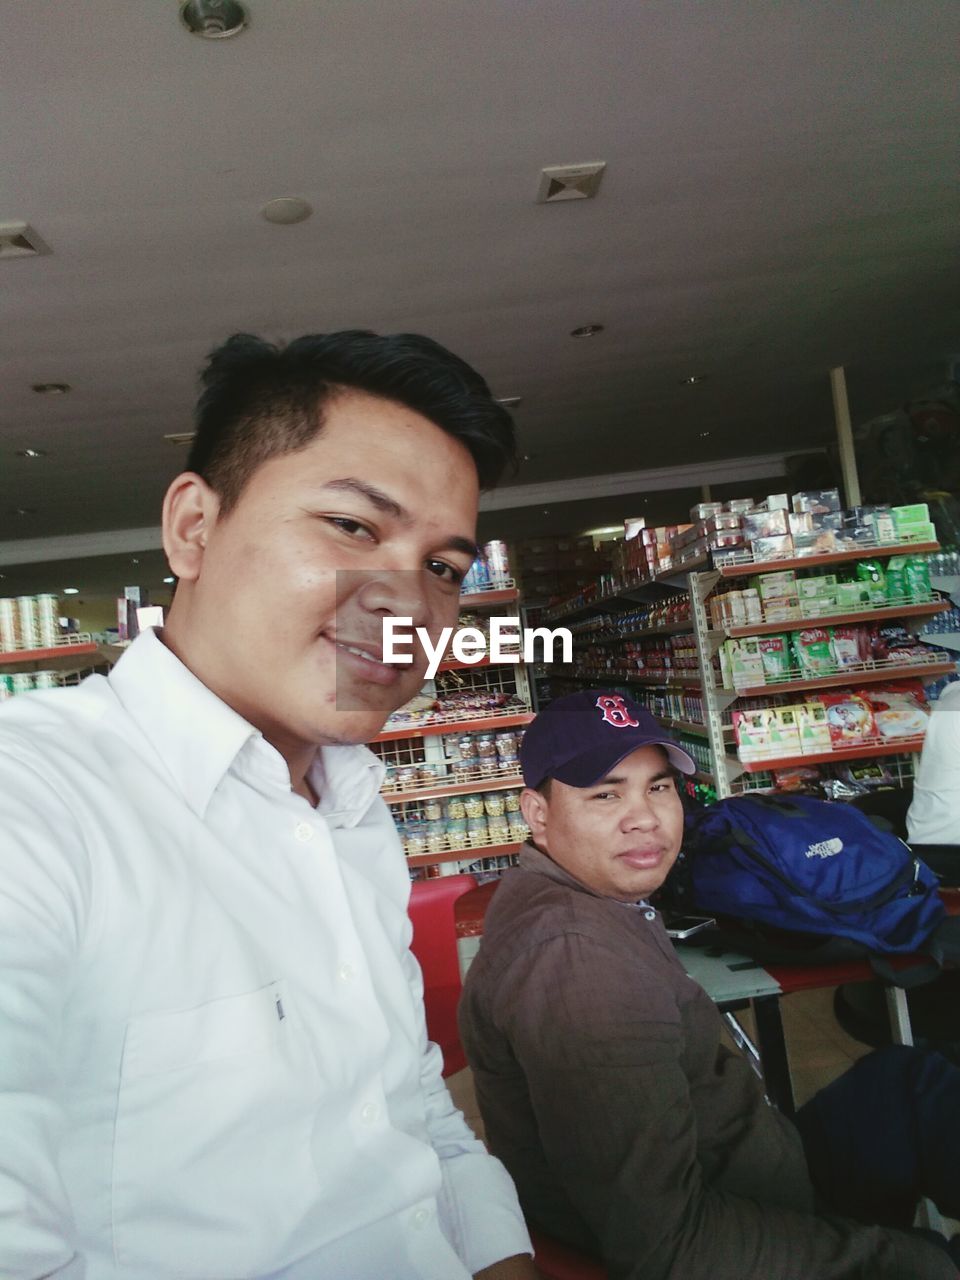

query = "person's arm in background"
[493,930,955,1280]
[0,748,89,1278]
[399,931,536,1278]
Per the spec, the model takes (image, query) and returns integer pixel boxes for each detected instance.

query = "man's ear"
[162,472,219,582]
[520,787,549,845]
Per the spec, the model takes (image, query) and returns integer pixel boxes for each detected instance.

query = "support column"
[830,366,861,508]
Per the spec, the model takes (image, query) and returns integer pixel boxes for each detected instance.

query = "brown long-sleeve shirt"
[458,843,954,1280]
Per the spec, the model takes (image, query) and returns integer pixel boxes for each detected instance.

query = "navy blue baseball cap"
[520,689,697,790]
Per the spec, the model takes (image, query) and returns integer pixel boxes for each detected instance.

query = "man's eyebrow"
[592,769,674,787]
[321,478,479,560]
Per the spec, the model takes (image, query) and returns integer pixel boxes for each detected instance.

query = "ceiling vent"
[0,222,51,259]
[163,432,196,445]
[536,162,606,203]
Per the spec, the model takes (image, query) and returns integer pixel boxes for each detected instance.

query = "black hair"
[186,330,517,513]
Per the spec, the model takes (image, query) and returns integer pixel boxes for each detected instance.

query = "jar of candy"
[397,764,419,790]
[444,795,466,820]
[418,764,439,783]
[467,815,489,845]
[503,790,521,813]
[495,731,518,761]
[423,797,443,821]
[463,793,485,818]
[509,817,529,841]
[451,760,473,782]
[475,733,497,759]
[483,791,505,817]
[457,734,478,760]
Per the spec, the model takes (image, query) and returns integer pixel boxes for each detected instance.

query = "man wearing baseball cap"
[458,689,959,1280]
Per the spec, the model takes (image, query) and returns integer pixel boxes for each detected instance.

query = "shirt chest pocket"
[112,983,323,1278]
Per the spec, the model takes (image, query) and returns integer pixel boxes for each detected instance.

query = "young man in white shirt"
[0,331,538,1280]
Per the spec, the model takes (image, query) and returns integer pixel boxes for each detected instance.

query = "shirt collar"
[109,628,384,823]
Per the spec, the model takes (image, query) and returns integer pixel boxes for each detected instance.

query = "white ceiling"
[1,0,957,598]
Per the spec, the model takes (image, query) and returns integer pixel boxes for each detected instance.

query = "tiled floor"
[446,984,960,1238]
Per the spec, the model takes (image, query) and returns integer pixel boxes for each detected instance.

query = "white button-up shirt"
[908,679,960,846]
[0,629,529,1279]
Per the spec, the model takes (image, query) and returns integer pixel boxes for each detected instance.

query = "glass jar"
[503,789,521,813]
[495,731,518,761]
[487,816,510,844]
[397,764,419,790]
[483,791,506,817]
[445,817,468,848]
[405,822,428,856]
[451,760,473,783]
[509,817,529,841]
[463,793,485,818]
[423,797,443,821]
[467,815,489,846]
[475,732,497,759]
[425,820,447,853]
[444,795,466,820]
[457,734,478,760]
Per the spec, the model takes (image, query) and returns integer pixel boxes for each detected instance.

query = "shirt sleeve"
[492,930,954,1280]
[400,940,532,1275]
[0,747,89,1279]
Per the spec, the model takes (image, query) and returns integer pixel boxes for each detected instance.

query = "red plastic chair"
[408,873,479,1076]
[530,1227,608,1279]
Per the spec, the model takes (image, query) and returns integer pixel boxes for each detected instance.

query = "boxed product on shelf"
[757,635,791,680]
[854,681,930,738]
[794,529,838,556]
[731,707,800,759]
[791,628,835,676]
[796,702,832,753]
[792,489,842,514]
[751,534,794,561]
[818,691,878,746]
[742,509,789,540]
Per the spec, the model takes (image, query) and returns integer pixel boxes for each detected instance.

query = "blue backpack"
[681,795,950,979]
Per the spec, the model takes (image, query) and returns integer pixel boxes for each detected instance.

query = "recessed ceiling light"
[496,397,523,410]
[260,197,313,225]
[680,375,707,385]
[131,558,140,566]
[63,587,79,595]
[570,324,604,339]
[699,431,711,438]
[180,0,248,38]
[12,507,36,516]
[164,432,196,445]
[32,382,70,395]
[16,448,47,459]
[163,576,175,584]
[583,525,623,537]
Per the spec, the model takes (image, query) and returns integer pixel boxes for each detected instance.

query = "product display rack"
[688,540,953,798]
[539,538,954,802]
[370,579,533,879]
[0,635,124,676]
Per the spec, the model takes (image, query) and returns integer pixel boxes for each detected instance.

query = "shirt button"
[644,910,657,921]
[337,963,355,983]
[411,1207,430,1229]
[294,822,314,842]
[360,1101,380,1125]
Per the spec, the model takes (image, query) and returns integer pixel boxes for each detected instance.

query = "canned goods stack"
[0,594,62,652]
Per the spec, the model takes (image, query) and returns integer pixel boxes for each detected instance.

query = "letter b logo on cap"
[595,694,640,729]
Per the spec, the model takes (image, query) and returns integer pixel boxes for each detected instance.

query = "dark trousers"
[795,1045,960,1229]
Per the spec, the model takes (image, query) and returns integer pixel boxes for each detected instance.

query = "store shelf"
[459,587,518,609]
[724,599,949,638]
[739,736,926,773]
[715,542,940,579]
[406,841,522,869]
[0,640,118,673]
[383,770,523,804]
[571,618,693,645]
[542,665,700,688]
[728,657,955,698]
[373,710,534,743]
[436,654,521,672]
[545,560,708,624]
[660,716,733,740]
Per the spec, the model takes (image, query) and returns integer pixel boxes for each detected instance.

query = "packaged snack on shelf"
[772,705,801,753]
[690,501,724,521]
[755,569,797,599]
[788,512,815,536]
[794,529,838,557]
[905,555,932,597]
[837,762,896,789]
[854,680,930,739]
[856,559,887,602]
[731,708,776,760]
[743,509,789,540]
[796,701,832,753]
[758,635,791,681]
[868,623,927,662]
[867,508,897,543]
[728,497,755,514]
[792,627,835,675]
[764,493,790,512]
[771,763,822,791]
[819,691,878,746]
[835,581,870,610]
[725,637,765,686]
[792,489,841,514]
[751,534,794,561]
[831,624,869,668]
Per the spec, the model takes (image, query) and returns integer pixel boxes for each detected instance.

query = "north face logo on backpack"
[805,837,844,860]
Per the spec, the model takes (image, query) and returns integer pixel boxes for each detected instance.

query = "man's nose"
[354,569,432,628]
[621,795,659,831]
